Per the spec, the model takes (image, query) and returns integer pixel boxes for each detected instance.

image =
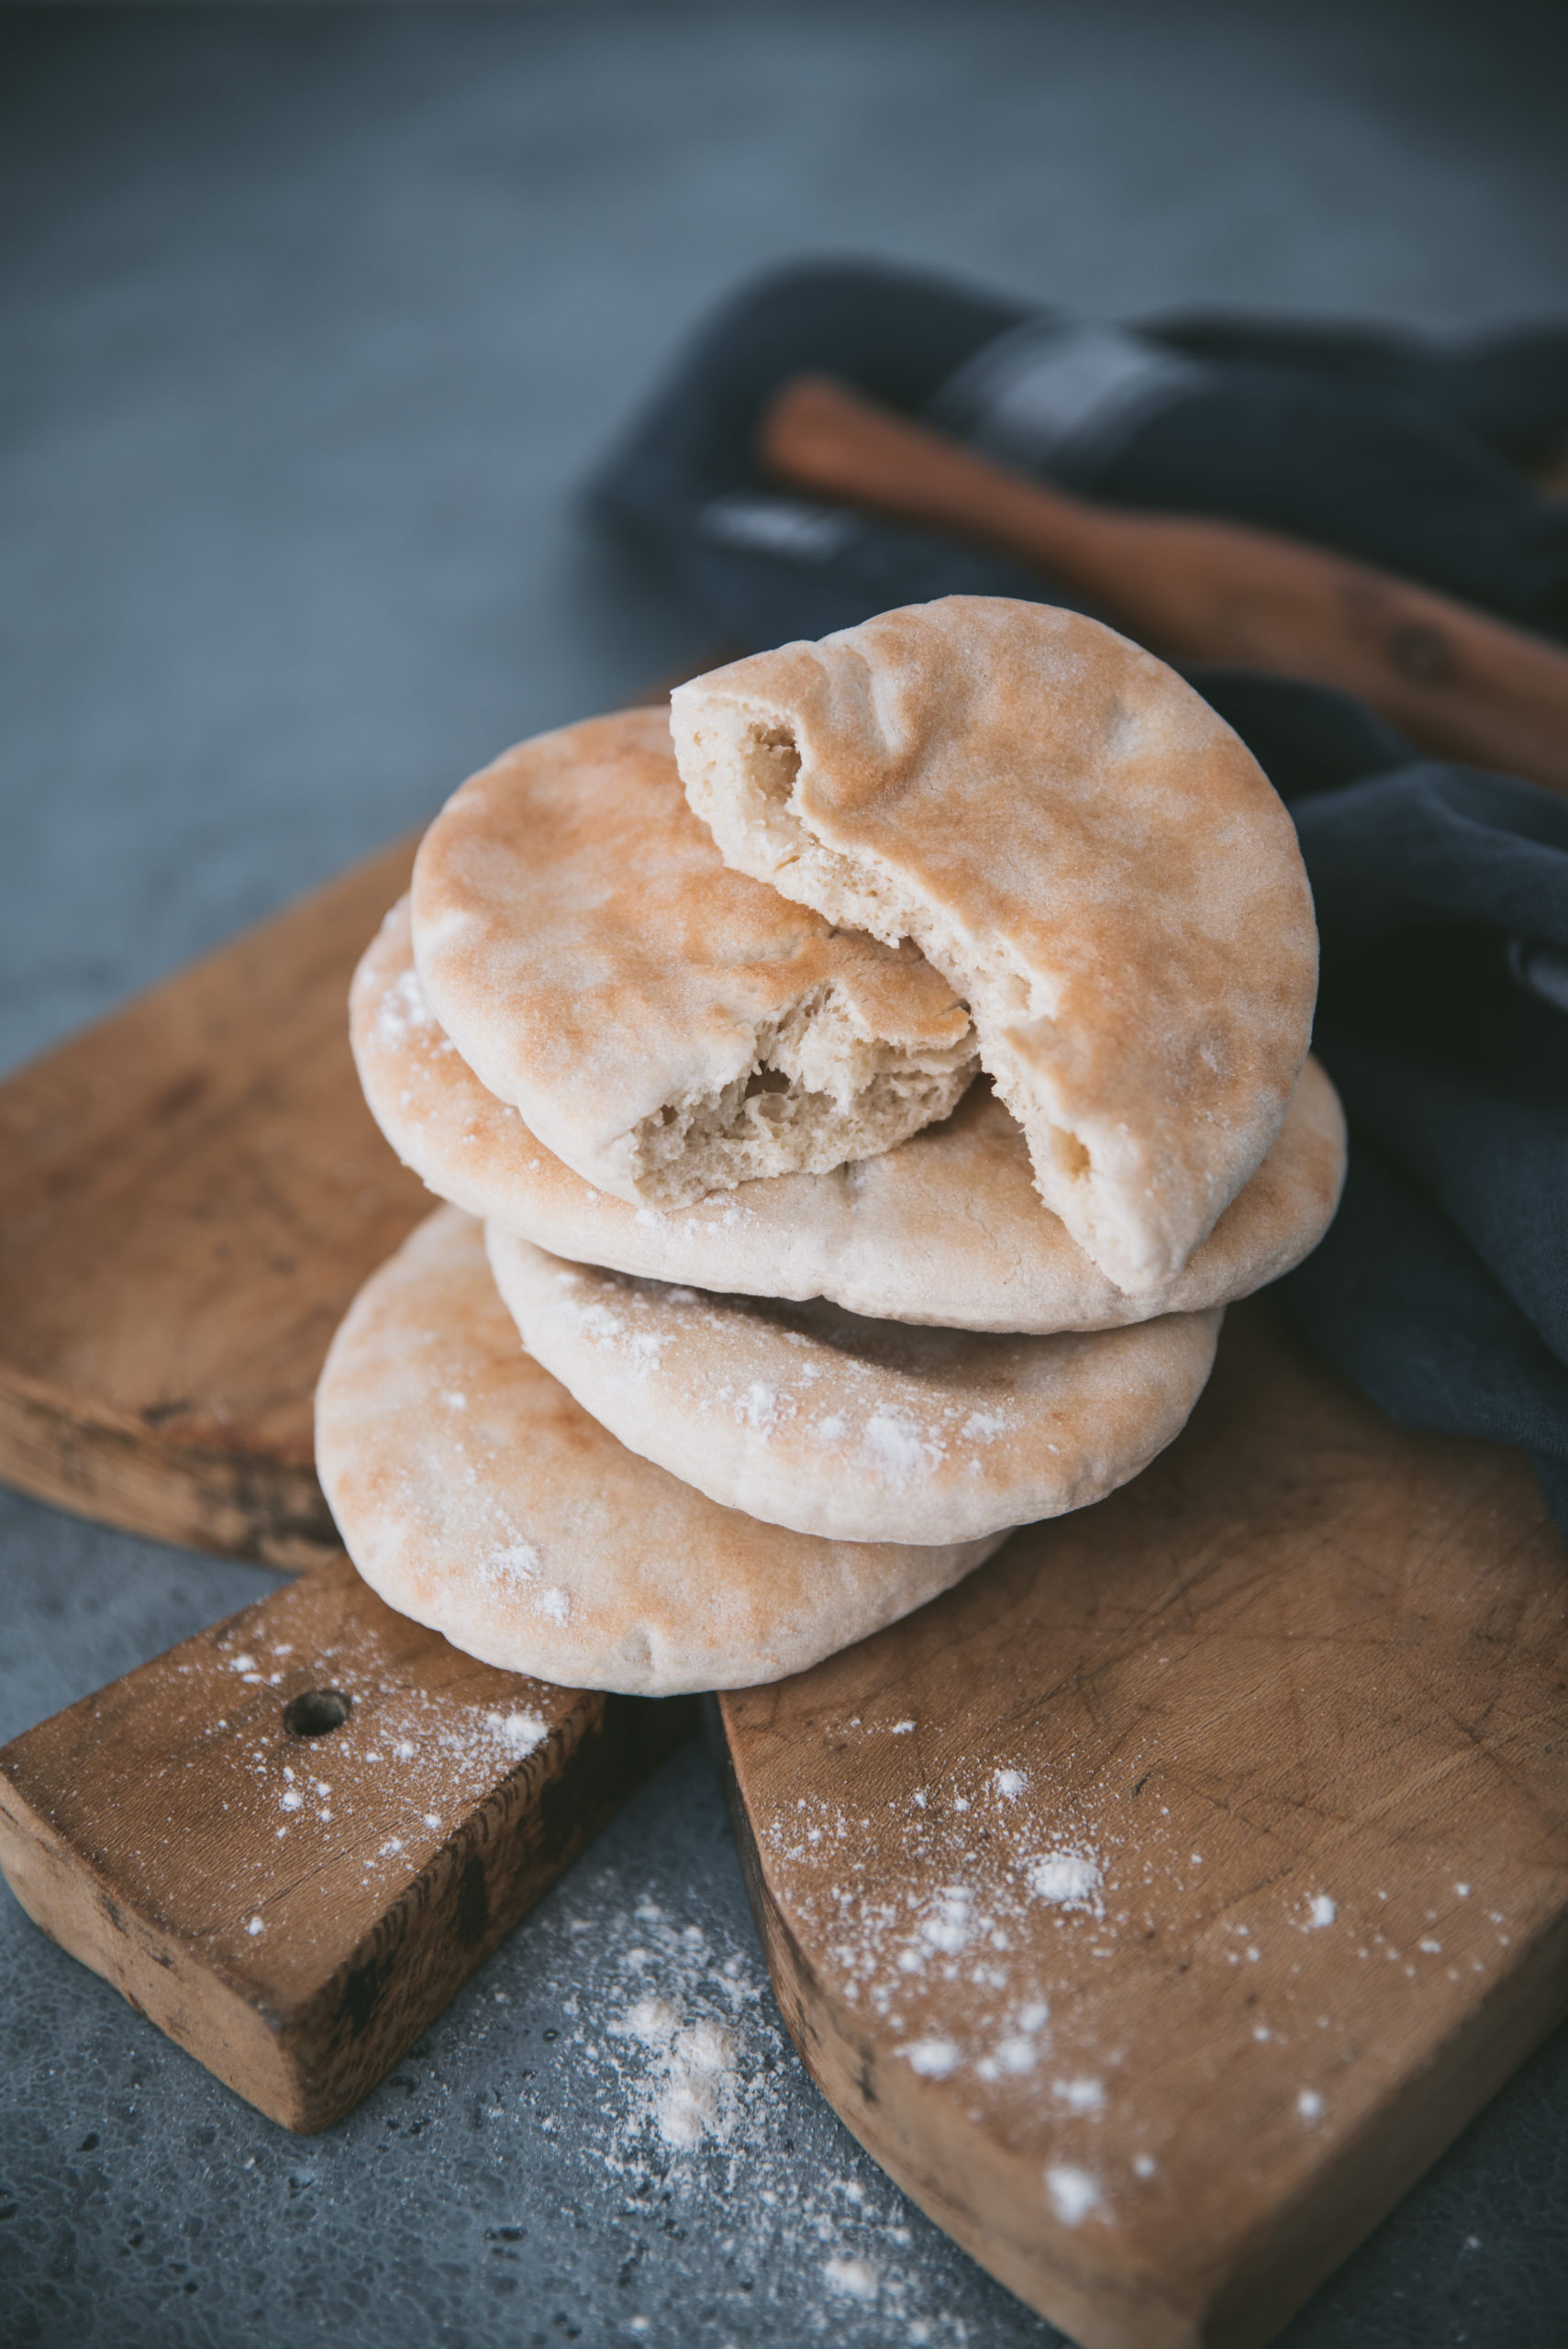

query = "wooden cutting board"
[2,825,1565,2347]
[0,829,695,2128]
[0,831,428,1570]
[716,1307,1568,2349]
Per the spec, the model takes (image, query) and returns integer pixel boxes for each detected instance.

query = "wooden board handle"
[0,1555,695,2131]
[762,373,1568,796]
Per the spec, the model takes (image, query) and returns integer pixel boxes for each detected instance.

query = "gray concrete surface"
[4,4,1568,2343]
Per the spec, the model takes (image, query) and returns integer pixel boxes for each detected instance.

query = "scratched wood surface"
[717,1306,1568,2349]
[0,831,428,1569]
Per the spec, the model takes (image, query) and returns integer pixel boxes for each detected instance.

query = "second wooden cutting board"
[717,1306,1568,2349]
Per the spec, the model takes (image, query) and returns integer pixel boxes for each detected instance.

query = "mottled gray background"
[4,5,1568,2344]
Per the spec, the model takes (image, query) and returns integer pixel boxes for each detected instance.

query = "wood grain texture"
[0,1555,695,2131]
[717,1305,1568,2349]
[762,375,1568,797]
[0,834,429,1568]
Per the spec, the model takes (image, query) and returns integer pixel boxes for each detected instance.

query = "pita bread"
[672,598,1318,1292]
[315,1208,1006,1697]
[354,895,1345,1332]
[408,707,976,1210]
[485,1225,1222,1546]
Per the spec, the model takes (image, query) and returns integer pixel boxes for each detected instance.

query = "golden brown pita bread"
[408,707,976,1210]
[672,598,1318,1293]
[315,1208,1008,1697]
[354,896,1344,1332]
[485,1226,1222,1546]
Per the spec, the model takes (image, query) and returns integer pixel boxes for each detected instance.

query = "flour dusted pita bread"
[408,707,976,1211]
[356,896,1343,1332]
[672,598,1318,1293]
[485,1226,1221,1546]
[315,1208,1006,1696]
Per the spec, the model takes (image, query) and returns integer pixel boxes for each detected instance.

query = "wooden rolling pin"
[761,373,1568,795]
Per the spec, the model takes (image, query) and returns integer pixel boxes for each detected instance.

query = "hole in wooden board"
[283,1687,352,1739]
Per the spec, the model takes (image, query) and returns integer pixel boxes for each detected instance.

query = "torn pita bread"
[672,598,1318,1292]
[485,1226,1222,1546]
[355,895,1344,1331]
[408,706,976,1210]
[315,1208,1006,1697]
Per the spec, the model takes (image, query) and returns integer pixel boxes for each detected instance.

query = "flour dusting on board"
[1046,2164,1102,2226]
[748,1705,1497,2204]
[755,1736,1130,2165]
[1028,1851,1103,1910]
[206,1611,556,1905]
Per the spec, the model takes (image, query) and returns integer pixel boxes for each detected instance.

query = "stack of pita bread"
[317,598,1343,1697]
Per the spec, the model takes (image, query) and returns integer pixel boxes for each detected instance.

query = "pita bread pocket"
[314,1208,1007,1698]
[408,707,976,1211]
[485,1226,1222,1547]
[671,597,1318,1293]
[354,896,1345,1332]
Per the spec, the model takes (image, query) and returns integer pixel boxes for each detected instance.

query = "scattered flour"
[901,2039,962,2079]
[1027,1851,1104,1911]
[741,1381,779,1431]
[917,1888,974,1955]
[209,1609,572,1915]
[493,1709,547,1757]
[499,1854,981,2345]
[1045,2165,1101,2226]
[741,1704,1424,2219]
[479,1535,542,1586]
[568,1296,627,1345]
[861,1408,935,1480]
[611,2001,741,2149]
[822,2255,881,2301]
[1052,2076,1106,2115]
[982,2037,1039,2078]
[528,1268,1026,1493]
[375,963,437,1047]
[473,1530,572,1631]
